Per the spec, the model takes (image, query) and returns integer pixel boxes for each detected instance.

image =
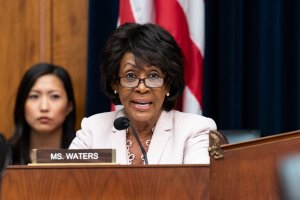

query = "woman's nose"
[40,97,49,112]
[135,79,149,92]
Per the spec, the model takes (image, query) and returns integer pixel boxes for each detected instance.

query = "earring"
[114,90,118,94]
[166,92,170,97]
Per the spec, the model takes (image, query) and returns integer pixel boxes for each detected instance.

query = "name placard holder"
[31,149,116,164]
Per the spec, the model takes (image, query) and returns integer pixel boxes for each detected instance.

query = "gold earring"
[166,92,170,97]
[114,90,118,94]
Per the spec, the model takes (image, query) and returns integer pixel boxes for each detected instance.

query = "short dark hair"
[100,23,185,111]
[9,63,76,164]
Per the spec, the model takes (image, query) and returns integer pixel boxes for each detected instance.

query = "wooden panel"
[0,0,88,138]
[0,0,42,138]
[210,130,300,200]
[1,165,210,200]
[51,0,88,130]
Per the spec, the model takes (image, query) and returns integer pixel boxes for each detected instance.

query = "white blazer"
[69,109,217,164]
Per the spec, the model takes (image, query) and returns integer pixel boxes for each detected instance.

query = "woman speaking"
[69,23,217,165]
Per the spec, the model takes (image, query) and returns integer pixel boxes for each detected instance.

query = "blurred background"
[0,0,299,139]
[87,0,300,137]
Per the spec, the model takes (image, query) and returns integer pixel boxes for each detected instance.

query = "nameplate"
[31,149,116,164]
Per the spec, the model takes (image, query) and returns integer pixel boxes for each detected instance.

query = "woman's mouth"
[132,100,152,110]
[38,117,51,123]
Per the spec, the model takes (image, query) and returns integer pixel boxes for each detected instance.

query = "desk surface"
[210,130,300,200]
[2,164,209,200]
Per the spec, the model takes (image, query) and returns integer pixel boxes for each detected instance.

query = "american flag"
[117,0,204,115]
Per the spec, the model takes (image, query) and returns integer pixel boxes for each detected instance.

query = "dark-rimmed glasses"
[119,76,164,88]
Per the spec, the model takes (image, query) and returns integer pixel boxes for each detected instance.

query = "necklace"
[126,127,154,164]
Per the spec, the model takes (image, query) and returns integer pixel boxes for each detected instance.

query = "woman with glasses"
[69,23,217,164]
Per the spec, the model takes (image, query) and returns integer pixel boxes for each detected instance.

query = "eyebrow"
[29,89,63,93]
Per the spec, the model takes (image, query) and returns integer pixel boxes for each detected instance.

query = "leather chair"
[208,129,261,160]
[208,130,229,159]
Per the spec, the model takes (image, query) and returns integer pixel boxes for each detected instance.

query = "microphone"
[114,117,148,164]
[113,117,130,130]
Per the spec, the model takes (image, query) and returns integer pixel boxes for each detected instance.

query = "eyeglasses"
[119,76,165,88]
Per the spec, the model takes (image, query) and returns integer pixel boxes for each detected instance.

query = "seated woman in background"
[69,23,217,164]
[9,63,76,164]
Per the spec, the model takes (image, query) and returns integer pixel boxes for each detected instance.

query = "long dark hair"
[9,63,76,164]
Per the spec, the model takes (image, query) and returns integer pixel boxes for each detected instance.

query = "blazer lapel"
[110,110,128,164]
[147,111,173,164]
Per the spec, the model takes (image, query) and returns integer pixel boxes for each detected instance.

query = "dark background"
[86,0,300,137]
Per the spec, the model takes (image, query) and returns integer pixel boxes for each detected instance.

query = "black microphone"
[114,117,130,130]
[114,117,148,164]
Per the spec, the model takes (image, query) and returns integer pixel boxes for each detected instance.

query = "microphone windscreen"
[114,117,130,130]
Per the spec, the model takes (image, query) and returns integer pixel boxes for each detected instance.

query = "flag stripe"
[178,0,205,55]
[154,0,203,107]
[119,0,136,23]
[118,0,204,114]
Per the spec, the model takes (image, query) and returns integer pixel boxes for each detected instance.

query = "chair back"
[208,130,229,160]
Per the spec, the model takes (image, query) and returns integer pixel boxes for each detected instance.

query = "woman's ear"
[165,85,170,96]
[111,83,119,94]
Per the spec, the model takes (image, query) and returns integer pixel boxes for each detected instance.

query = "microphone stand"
[129,124,148,164]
